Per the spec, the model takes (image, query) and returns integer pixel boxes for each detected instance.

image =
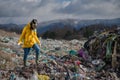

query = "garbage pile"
[0,29,120,80]
[84,29,120,77]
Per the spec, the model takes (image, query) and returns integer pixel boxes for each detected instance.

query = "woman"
[18,19,41,66]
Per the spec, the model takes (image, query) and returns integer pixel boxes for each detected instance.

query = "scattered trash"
[0,29,120,80]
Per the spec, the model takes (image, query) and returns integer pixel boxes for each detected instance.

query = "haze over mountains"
[37,18,120,32]
[0,18,120,39]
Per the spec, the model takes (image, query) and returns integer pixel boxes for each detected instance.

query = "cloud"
[0,0,120,24]
[54,0,120,16]
[62,1,71,8]
[22,0,39,2]
[0,0,43,17]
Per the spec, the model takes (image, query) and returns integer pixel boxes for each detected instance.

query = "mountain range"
[36,18,120,34]
[0,18,120,39]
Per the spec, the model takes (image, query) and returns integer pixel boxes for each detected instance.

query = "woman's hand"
[18,42,22,45]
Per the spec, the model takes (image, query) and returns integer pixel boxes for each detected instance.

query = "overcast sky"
[0,0,120,24]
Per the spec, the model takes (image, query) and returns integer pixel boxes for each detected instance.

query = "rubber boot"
[24,60,27,67]
[36,56,39,65]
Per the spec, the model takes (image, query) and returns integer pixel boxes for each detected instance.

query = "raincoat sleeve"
[18,26,26,44]
[34,31,41,44]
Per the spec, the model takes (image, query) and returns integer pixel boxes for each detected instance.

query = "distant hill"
[0,18,120,39]
[36,18,120,39]
[0,23,23,34]
[37,18,120,32]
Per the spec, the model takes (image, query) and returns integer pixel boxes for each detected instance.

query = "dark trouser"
[23,44,40,66]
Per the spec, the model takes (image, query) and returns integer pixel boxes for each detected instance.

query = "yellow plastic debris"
[38,75,50,80]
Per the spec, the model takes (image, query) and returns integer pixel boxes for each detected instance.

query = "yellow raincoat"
[18,23,40,48]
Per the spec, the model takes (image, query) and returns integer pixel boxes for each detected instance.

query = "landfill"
[0,29,120,80]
